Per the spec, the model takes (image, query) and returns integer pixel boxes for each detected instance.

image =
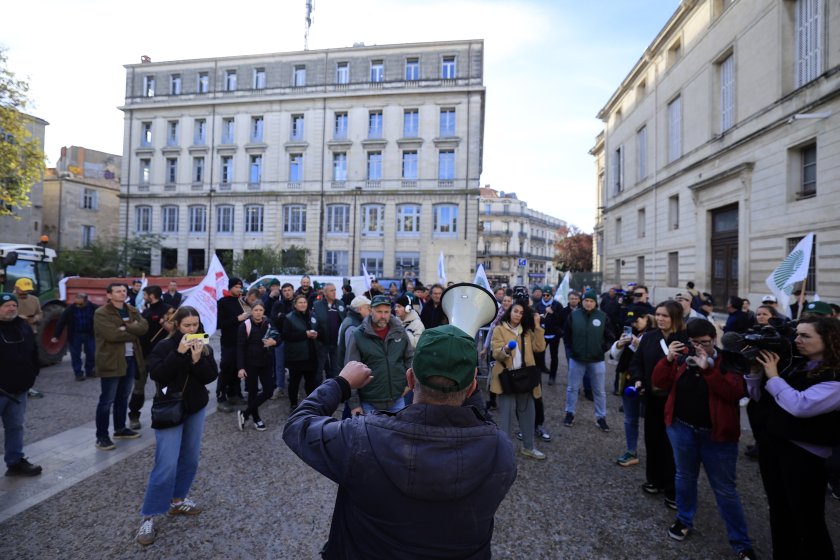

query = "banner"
[764,233,814,318]
[180,254,230,336]
[361,263,372,291]
[554,271,570,307]
[438,251,447,286]
[473,264,490,291]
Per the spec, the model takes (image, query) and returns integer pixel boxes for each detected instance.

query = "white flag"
[554,271,570,307]
[361,263,372,290]
[134,275,148,310]
[473,264,490,290]
[765,233,814,318]
[438,252,447,285]
[180,254,230,336]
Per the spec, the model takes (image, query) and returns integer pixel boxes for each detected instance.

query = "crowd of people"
[2,272,840,558]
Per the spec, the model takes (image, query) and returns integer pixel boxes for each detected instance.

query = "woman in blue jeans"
[136,306,218,546]
[651,318,755,560]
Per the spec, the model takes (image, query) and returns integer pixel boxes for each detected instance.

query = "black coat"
[0,317,39,394]
[148,334,218,415]
[217,295,246,347]
[629,329,688,390]
[237,318,276,370]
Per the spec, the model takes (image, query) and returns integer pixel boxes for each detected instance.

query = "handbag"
[150,375,189,430]
[498,365,540,394]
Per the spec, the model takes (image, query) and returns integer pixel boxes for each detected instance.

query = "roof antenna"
[304,0,314,50]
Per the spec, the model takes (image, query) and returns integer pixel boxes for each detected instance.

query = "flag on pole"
[765,233,814,318]
[134,274,148,310]
[554,271,570,307]
[361,263,372,291]
[180,254,230,336]
[473,264,490,290]
[438,251,447,285]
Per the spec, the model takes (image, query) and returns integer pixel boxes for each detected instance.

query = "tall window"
[291,114,305,140]
[719,54,735,131]
[612,145,624,194]
[326,204,350,234]
[216,205,234,234]
[253,68,266,89]
[361,204,385,236]
[438,150,455,180]
[669,195,680,230]
[169,74,181,95]
[800,143,817,197]
[441,56,456,79]
[166,120,179,146]
[795,0,823,88]
[198,72,209,93]
[403,109,419,137]
[333,153,347,181]
[615,217,622,244]
[249,155,262,185]
[637,208,646,238]
[336,62,349,84]
[325,251,349,276]
[370,60,384,82]
[221,156,234,185]
[405,58,419,81]
[221,118,235,144]
[289,153,303,183]
[368,111,383,139]
[402,151,418,179]
[143,76,155,97]
[135,206,152,233]
[192,157,205,184]
[439,108,455,137]
[225,70,237,91]
[360,252,384,277]
[140,122,152,146]
[194,119,207,145]
[668,252,679,287]
[395,252,420,277]
[162,206,179,233]
[283,204,306,234]
[367,151,382,180]
[245,205,264,233]
[668,95,682,163]
[165,158,178,185]
[397,204,420,234]
[81,188,98,210]
[334,112,348,139]
[637,256,646,284]
[189,205,207,233]
[636,127,647,181]
[139,159,151,185]
[81,225,95,248]
[293,65,306,87]
[433,204,458,235]
[251,116,264,142]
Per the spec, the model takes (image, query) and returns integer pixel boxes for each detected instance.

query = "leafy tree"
[55,235,164,277]
[554,225,593,272]
[0,47,46,216]
[232,245,311,281]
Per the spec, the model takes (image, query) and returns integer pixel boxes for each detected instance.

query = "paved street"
[2,346,840,559]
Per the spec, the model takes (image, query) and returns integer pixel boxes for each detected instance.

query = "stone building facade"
[0,114,48,244]
[593,0,840,306]
[119,40,484,281]
[477,187,565,288]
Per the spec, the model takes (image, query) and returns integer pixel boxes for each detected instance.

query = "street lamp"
[351,186,362,276]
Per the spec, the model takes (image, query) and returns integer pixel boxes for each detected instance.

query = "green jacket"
[312,297,347,346]
[346,316,413,409]
[283,309,318,366]
[93,302,148,378]
[567,307,613,363]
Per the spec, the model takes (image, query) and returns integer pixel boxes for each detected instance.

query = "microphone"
[721,331,745,352]
[507,340,517,350]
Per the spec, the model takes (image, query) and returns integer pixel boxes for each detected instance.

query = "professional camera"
[720,319,798,375]
[511,285,531,307]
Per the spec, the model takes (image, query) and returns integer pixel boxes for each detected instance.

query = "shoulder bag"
[151,374,189,430]
[498,332,540,394]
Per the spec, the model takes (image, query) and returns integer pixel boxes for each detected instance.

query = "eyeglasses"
[633,292,645,297]
[690,339,714,347]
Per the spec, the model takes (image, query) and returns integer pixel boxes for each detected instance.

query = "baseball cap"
[14,278,34,292]
[349,295,371,309]
[674,293,692,302]
[804,301,832,316]
[412,325,477,392]
[761,295,777,304]
[1,292,19,305]
[370,294,391,308]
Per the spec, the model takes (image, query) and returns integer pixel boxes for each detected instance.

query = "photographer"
[747,316,840,559]
[652,319,755,559]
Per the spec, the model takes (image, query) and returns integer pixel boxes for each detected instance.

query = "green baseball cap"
[412,325,477,393]
[804,301,833,316]
[370,294,391,308]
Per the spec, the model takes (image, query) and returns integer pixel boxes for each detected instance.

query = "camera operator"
[747,316,840,559]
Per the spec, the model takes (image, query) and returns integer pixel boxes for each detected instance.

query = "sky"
[3,0,679,233]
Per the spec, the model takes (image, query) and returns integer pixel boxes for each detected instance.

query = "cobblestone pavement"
[2,346,840,559]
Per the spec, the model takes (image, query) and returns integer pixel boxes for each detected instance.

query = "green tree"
[55,235,164,277]
[0,47,46,216]
[232,245,310,281]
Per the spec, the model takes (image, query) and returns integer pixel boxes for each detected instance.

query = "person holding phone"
[136,306,218,546]
[236,302,277,431]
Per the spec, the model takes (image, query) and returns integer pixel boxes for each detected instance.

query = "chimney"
[141,55,151,64]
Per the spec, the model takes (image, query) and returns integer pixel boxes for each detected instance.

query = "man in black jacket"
[312,283,347,381]
[419,284,447,330]
[0,293,42,476]
[216,278,250,412]
[269,283,295,399]
[128,285,172,429]
[52,293,98,380]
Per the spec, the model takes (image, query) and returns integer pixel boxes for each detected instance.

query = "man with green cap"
[283,325,517,559]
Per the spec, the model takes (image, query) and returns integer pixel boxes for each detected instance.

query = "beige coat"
[490,321,545,397]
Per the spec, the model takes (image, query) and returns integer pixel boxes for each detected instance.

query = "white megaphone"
[440,282,499,338]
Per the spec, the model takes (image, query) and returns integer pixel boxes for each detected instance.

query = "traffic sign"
[518,258,527,267]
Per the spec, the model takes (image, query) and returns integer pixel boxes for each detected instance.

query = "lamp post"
[351,186,362,276]
[207,186,215,266]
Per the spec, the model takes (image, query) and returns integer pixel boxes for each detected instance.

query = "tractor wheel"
[38,303,68,366]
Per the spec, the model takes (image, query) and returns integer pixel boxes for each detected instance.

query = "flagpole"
[796,288,807,320]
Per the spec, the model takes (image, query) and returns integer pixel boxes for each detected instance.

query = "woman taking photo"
[136,306,218,546]
[490,301,546,460]
[629,300,687,508]
[236,302,277,432]
[610,312,653,467]
[749,316,840,558]
[283,294,319,410]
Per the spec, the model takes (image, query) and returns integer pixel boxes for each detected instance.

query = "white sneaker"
[520,448,546,460]
[136,517,155,546]
[236,410,245,432]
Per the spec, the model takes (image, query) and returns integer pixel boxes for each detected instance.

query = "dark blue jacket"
[283,378,517,560]
[54,302,98,339]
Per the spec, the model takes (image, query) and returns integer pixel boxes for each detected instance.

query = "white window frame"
[216,205,234,234]
[143,76,155,97]
[221,118,235,144]
[326,204,350,234]
[403,109,419,137]
[433,204,458,236]
[668,95,682,163]
[192,156,205,184]
[291,114,305,141]
[293,65,306,87]
[140,122,152,146]
[289,153,304,183]
[395,252,420,277]
[795,0,823,88]
[324,250,349,276]
[361,204,385,236]
[221,156,234,185]
[368,111,383,139]
[194,119,207,145]
[334,112,348,139]
[333,152,347,181]
[367,151,382,180]
[139,159,151,186]
[441,56,456,79]
[165,158,178,185]
[166,120,179,147]
[81,225,95,248]
[336,62,349,84]
[402,151,418,180]
[161,205,179,233]
[397,204,420,235]
[438,149,455,180]
[405,58,419,81]
[360,252,384,277]
[188,205,207,233]
[135,206,152,233]
[251,116,264,143]
[283,204,307,234]
[80,188,98,210]
[439,108,456,137]
[249,155,262,185]
[170,74,181,95]
[370,61,384,82]
[198,72,209,93]
[245,204,264,233]
[253,68,266,89]
[225,70,237,91]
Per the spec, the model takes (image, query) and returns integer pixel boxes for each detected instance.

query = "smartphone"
[185,333,209,344]
[623,326,633,337]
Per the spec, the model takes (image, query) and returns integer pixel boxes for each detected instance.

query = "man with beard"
[270,283,296,399]
[420,284,447,330]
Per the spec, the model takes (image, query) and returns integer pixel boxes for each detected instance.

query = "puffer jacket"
[0,317,39,393]
[346,316,413,409]
[400,308,425,348]
[147,333,219,415]
[283,377,517,560]
[490,321,545,398]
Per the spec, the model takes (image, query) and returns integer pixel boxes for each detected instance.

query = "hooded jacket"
[399,308,425,348]
[283,377,517,560]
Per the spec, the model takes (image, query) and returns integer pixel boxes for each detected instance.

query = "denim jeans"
[667,420,752,554]
[565,359,607,419]
[69,333,95,376]
[95,357,136,438]
[141,407,207,516]
[1,391,27,467]
[622,391,641,453]
[497,393,536,450]
[274,342,286,390]
[361,396,407,415]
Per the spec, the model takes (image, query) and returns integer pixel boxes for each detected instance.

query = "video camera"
[720,319,798,375]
